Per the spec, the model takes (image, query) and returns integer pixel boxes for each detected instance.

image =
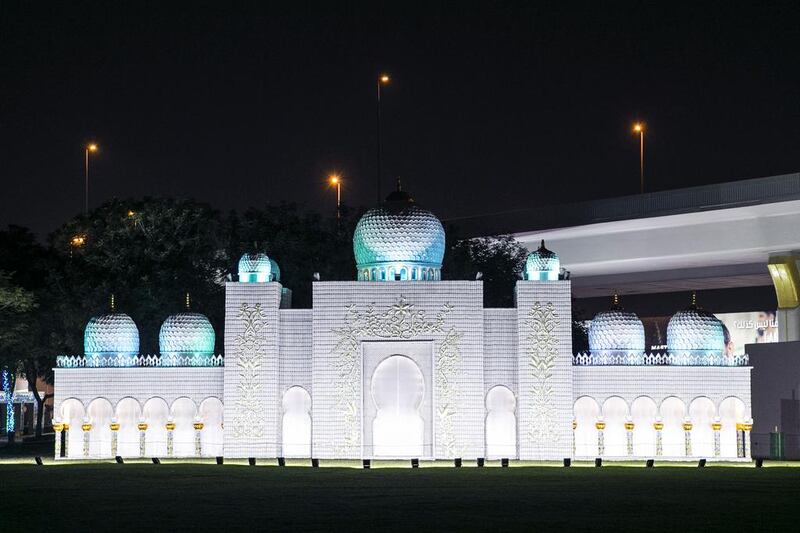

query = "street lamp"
[329,174,342,219]
[376,73,391,204]
[632,123,644,193]
[85,143,99,214]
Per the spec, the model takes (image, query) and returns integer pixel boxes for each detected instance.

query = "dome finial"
[110,293,115,313]
[185,292,191,310]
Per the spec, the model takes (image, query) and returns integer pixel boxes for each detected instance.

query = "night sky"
[2,2,799,237]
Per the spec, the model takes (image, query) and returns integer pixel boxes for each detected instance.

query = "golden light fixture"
[127,210,135,218]
[379,74,390,84]
[633,123,643,133]
[329,174,340,185]
[70,235,86,247]
[87,143,98,152]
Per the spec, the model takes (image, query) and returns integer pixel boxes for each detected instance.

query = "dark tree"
[48,198,228,354]
[443,233,528,307]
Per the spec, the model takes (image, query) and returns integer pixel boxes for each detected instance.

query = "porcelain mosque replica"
[53,188,753,462]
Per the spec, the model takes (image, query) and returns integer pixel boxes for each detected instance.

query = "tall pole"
[84,143,98,215]
[376,74,390,205]
[85,148,89,215]
[376,79,382,205]
[639,128,644,194]
[336,180,341,219]
[633,124,644,193]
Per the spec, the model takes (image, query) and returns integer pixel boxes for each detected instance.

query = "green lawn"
[0,461,798,532]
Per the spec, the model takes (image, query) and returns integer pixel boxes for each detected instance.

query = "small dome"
[84,313,140,361]
[159,312,215,362]
[269,258,281,282]
[238,252,272,283]
[667,296,725,356]
[353,185,445,281]
[525,240,560,281]
[589,295,645,356]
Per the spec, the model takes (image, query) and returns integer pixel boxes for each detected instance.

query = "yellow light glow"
[87,143,98,152]
[70,235,86,247]
[127,210,135,217]
[380,74,390,84]
[633,123,643,133]
[329,174,340,185]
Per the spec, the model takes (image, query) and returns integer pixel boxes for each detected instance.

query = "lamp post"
[85,143,98,214]
[329,174,342,219]
[376,73,390,204]
[633,123,644,193]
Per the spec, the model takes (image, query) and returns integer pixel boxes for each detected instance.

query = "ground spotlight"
[152,458,160,464]
[277,457,285,467]
[363,459,371,469]
[311,458,319,468]
[595,458,602,467]
[563,458,571,467]
[248,457,256,466]
[216,456,224,465]
[411,458,419,468]
[454,458,462,468]
[115,456,124,464]
[698,458,707,468]
[477,457,485,467]
[34,456,43,466]
[646,459,654,468]
[501,458,509,468]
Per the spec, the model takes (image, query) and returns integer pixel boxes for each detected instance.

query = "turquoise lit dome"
[524,240,560,281]
[353,186,445,281]
[238,252,272,283]
[159,312,215,365]
[269,258,281,282]
[667,296,725,356]
[84,313,140,365]
[588,295,645,358]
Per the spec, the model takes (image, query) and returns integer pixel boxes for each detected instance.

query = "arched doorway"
[485,386,516,459]
[282,387,312,457]
[370,355,425,457]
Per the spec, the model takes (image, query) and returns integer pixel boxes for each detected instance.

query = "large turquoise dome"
[159,312,215,365]
[238,252,272,282]
[84,313,140,365]
[353,188,445,281]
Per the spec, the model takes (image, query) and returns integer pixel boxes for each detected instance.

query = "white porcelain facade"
[53,277,752,461]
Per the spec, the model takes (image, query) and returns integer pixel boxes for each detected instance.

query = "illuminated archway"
[199,397,224,457]
[87,398,113,458]
[689,397,716,458]
[371,355,424,457]
[143,397,169,457]
[59,399,85,458]
[719,397,747,458]
[485,386,516,459]
[602,396,628,457]
[171,397,198,457]
[574,396,601,457]
[660,397,687,457]
[115,397,142,457]
[630,396,657,457]
[282,387,312,457]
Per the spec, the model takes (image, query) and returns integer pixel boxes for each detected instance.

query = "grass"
[1,460,799,531]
